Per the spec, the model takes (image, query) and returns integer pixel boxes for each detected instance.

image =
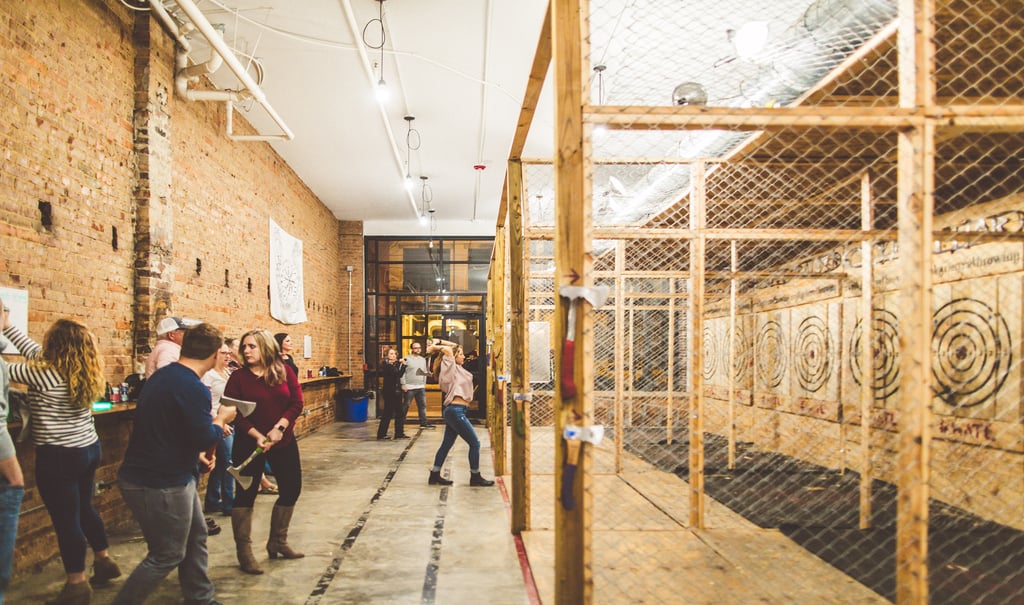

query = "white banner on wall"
[269,219,308,325]
[0,286,28,355]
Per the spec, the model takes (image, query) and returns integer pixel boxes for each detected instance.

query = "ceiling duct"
[595,0,897,227]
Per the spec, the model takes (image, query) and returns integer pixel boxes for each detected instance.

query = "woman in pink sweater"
[425,339,493,487]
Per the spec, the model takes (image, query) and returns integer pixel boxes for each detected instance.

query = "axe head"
[558,285,610,309]
[563,424,605,445]
[220,396,257,418]
[228,466,253,491]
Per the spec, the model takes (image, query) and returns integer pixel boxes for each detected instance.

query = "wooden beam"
[495,3,552,223]
[689,161,707,529]
[507,159,531,534]
[552,0,592,602]
[587,105,922,131]
[491,223,507,477]
[895,1,934,602]
[859,172,875,531]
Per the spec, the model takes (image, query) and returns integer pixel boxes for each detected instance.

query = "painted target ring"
[755,320,786,389]
[732,324,752,384]
[850,308,901,402]
[931,298,1011,408]
[702,325,719,380]
[793,315,833,392]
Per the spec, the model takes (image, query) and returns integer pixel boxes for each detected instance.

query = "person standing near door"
[400,342,434,430]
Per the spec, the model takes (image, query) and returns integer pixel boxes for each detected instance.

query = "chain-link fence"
[502,0,1024,603]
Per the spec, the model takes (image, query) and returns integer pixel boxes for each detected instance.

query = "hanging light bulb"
[364,1,389,102]
[592,64,608,137]
[403,115,417,189]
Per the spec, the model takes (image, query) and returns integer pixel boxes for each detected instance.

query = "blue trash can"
[338,390,369,422]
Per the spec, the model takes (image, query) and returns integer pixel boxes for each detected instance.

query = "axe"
[203,396,257,472]
[558,285,609,399]
[214,396,266,492]
[560,424,605,510]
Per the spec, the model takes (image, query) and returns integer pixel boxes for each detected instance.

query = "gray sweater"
[400,355,428,390]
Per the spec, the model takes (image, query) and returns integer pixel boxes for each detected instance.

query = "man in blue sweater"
[0,302,24,604]
[113,323,236,605]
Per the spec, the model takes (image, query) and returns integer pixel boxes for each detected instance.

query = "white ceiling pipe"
[165,0,294,141]
[149,0,191,53]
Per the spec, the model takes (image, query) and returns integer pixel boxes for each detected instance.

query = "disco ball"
[672,82,708,106]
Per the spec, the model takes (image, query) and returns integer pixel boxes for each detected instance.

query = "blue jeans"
[0,479,24,603]
[204,432,234,514]
[34,442,108,574]
[113,478,213,605]
[431,405,481,472]
[403,388,428,424]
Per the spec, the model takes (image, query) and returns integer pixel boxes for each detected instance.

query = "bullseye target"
[732,324,752,384]
[702,324,719,381]
[931,298,1011,408]
[755,319,786,389]
[793,315,833,392]
[850,308,901,402]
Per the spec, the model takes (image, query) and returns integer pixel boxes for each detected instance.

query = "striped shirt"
[3,325,98,448]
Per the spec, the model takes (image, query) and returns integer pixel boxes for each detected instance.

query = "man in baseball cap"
[146,317,187,379]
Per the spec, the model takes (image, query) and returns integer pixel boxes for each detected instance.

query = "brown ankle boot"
[230,508,264,574]
[44,581,92,605]
[267,505,305,559]
[89,555,122,586]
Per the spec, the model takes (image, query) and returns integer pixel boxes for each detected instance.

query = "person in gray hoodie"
[0,302,25,603]
[400,342,435,430]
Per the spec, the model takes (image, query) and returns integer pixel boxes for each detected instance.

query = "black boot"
[469,472,494,487]
[428,470,453,485]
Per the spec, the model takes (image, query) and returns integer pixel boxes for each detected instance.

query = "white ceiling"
[167,0,552,236]
[163,0,897,236]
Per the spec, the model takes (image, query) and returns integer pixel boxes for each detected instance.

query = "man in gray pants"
[400,342,435,429]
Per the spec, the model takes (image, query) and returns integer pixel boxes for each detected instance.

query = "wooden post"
[492,223,508,476]
[508,159,531,533]
[859,171,875,530]
[727,240,737,470]
[615,240,625,473]
[689,161,707,529]
[667,279,675,445]
[552,0,593,601]
[896,1,934,602]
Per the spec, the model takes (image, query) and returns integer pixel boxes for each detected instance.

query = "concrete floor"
[9,420,889,605]
[8,421,530,605]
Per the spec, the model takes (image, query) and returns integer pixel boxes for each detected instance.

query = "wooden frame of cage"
[485,0,1024,603]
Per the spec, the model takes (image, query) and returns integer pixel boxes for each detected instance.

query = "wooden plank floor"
[519,426,888,604]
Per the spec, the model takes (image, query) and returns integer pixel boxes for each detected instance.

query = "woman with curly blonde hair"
[3,317,120,605]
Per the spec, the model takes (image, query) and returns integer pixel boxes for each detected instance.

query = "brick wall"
[0,0,365,576]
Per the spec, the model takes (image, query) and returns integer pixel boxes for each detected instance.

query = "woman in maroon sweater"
[224,329,304,575]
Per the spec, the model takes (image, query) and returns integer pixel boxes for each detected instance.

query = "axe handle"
[560,439,581,510]
[560,301,578,399]
[233,444,265,474]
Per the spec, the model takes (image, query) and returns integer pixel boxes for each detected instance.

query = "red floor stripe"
[497,476,543,605]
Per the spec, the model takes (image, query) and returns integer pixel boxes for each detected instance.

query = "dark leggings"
[232,438,302,508]
[35,442,110,574]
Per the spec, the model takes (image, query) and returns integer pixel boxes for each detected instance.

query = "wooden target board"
[843,296,902,410]
[789,303,840,401]
[754,310,790,397]
[930,276,1021,421]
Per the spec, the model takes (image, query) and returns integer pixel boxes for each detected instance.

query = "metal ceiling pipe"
[158,0,294,141]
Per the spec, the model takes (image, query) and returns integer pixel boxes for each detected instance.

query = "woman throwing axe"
[425,339,494,487]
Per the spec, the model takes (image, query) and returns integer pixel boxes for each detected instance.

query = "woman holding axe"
[224,329,305,575]
[425,339,494,487]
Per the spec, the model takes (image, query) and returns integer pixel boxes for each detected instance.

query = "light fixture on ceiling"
[419,175,433,225]
[363,0,389,102]
[404,115,419,190]
[672,81,708,106]
[730,21,770,61]
[592,64,607,137]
